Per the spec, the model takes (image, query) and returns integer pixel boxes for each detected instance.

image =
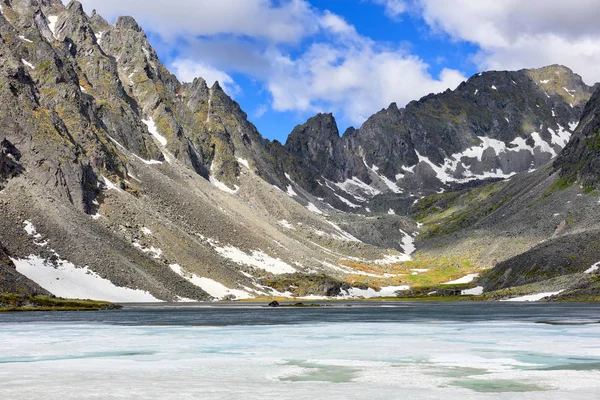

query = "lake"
[1,302,600,399]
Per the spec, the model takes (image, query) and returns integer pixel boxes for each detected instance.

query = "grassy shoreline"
[0,294,122,312]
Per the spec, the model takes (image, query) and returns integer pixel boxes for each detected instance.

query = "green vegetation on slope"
[0,294,121,312]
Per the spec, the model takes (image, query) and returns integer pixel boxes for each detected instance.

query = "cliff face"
[554,86,600,188]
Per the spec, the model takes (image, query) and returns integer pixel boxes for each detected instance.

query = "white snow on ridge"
[548,126,571,148]
[133,154,163,165]
[209,176,239,194]
[345,285,410,298]
[19,35,33,43]
[462,286,484,295]
[503,290,565,302]
[12,255,160,302]
[563,87,575,97]
[332,192,361,208]
[325,220,361,242]
[169,264,252,300]
[363,158,401,193]
[141,117,167,146]
[585,262,600,274]
[531,132,556,157]
[569,121,579,131]
[278,220,295,230]
[47,16,58,38]
[306,202,323,215]
[211,244,296,274]
[102,176,123,193]
[443,273,479,285]
[236,157,250,169]
[22,59,35,69]
[334,176,381,198]
[132,241,163,259]
[399,229,416,255]
[23,220,39,237]
[415,128,573,185]
[286,185,297,197]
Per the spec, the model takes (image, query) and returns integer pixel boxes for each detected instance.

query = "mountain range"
[1,0,599,302]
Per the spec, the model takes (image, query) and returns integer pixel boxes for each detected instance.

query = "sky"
[75,0,600,143]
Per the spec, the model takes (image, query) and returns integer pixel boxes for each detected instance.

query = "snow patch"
[584,262,600,274]
[442,273,479,285]
[141,117,167,146]
[19,35,33,43]
[132,241,162,259]
[345,285,410,298]
[334,177,381,198]
[569,121,579,131]
[461,286,484,295]
[333,192,361,208]
[399,229,416,255]
[102,176,123,193]
[169,264,251,300]
[12,255,160,302]
[236,157,250,169]
[278,220,295,230]
[503,290,565,302]
[211,244,296,274]
[47,16,58,38]
[22,59,34,69]
[306,202,323,215]
[286,185,297,197]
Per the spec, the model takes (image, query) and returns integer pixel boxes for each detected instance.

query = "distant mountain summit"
[283,65,594,213]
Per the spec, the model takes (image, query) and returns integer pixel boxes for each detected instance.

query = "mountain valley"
[2,0,600,304]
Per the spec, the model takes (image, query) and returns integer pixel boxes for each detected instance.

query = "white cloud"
[267,31,465,125]
[411,0,600,84]
[78,0,466,126]
[370,0,408,18]
[77,0,319,43]
[171,59,240,96]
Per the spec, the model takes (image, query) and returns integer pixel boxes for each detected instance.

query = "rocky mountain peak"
[114,15,143,32]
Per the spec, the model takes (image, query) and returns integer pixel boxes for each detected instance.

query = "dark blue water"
[2,301,599,326]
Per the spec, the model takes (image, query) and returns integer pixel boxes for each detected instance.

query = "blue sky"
[79,0,600,143]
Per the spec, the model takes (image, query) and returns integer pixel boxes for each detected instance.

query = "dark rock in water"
[267,300,280,307]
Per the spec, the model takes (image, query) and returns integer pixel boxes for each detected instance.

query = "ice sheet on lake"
[2,314,599,399]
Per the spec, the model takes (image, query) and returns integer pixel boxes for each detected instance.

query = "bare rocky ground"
[0,145,416,301]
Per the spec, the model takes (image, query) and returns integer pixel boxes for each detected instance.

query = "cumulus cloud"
[77,0,319,43]
[268,38,465,124]
[411,0,600,84]
[78,0,466,127]
[369,0,408,19]
[171,59,240,96]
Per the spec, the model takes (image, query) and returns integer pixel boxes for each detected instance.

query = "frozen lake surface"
[1,302,600,399]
